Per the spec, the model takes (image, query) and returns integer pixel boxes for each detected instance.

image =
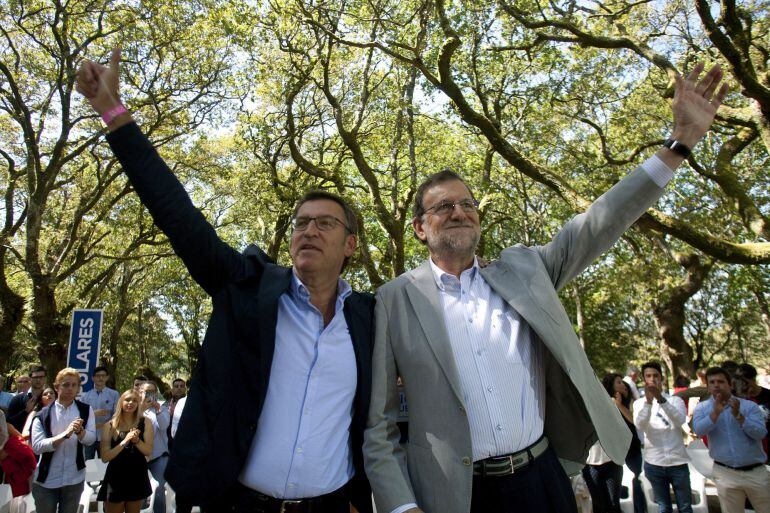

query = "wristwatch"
[663,138,692,158]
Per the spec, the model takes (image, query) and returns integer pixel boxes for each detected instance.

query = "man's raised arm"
[76,48,258,295]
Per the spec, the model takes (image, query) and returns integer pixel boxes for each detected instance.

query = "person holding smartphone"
[141,382,170,513]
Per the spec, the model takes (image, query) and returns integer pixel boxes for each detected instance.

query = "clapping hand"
[644,383,662,403]
[66,418,84,438]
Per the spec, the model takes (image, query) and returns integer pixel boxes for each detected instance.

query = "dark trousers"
[582,462,622,513]
[643,462,692,513]
[470,446,578,513]
[176,498,204,513]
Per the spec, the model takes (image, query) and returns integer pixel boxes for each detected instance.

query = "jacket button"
[459,406,466,415]
[248,424,256,432]
[462,457,471,465]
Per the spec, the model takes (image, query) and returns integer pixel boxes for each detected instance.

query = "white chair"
[77,485,92,513]
[570,473,592,513]
[687,439,715,479]
[165,483,174,513]
[85,458,108,513]
[9,493,34,513]
[0,484,13,513]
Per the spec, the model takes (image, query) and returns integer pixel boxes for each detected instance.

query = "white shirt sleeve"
[641,154,674,188]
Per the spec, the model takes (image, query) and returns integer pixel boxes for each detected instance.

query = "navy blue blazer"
[106,123,374,511]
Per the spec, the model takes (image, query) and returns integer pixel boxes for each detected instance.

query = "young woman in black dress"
[100,389,154,513]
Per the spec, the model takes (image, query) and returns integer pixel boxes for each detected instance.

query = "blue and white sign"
[67,309,104,393]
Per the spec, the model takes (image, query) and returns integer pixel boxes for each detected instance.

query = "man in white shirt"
[633,361,692,513]
[30,367,96,513]
[80,365,120,460]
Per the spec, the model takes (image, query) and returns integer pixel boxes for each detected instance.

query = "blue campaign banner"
[67,309,104,393]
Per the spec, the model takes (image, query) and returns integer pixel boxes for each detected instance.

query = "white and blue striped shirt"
[430,258,545,462]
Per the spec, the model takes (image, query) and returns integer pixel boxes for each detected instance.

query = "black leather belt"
[234,483,348,513]
[714,460,764,472]
[473,436,549,477]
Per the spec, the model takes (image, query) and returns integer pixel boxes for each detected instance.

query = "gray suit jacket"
[363,165,666,513]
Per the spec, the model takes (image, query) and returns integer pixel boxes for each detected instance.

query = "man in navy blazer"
[77,49,374,513]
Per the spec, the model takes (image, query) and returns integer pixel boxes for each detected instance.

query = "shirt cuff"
[641,154,674,188]
[390,503,418,513]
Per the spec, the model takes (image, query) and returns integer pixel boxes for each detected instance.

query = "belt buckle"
[507,454,516,474]
[279,499,303,513]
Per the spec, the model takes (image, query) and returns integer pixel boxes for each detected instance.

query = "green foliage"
[1,0,768,382]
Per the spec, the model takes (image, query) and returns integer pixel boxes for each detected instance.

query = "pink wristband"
[101,104,128,125]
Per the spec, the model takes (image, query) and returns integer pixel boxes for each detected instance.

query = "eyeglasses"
[30,375,46,380]
[424,199,479,216]
[291,215,350,233]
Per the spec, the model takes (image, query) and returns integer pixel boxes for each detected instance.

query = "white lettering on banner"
[75,316,94,372]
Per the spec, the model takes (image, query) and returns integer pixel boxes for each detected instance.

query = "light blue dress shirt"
[692,396,767,467]
[0,390,13,410]
[80,386,120,440]
[239,273,357,499]
[144,406,170,460]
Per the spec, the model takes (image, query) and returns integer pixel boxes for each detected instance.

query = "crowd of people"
[1,357,767,513]
[581,361,769,513]
[0,366,189,513]
[0,41,762,513]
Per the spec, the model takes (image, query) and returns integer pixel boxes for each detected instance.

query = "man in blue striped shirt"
[80,366,119,460]
[692,367,769,513]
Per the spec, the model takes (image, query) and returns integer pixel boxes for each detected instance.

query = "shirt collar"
[290,271,352,304]
[429,257,479,291]
[54,400,75,412]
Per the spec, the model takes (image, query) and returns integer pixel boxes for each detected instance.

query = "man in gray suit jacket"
[363,63,727,513]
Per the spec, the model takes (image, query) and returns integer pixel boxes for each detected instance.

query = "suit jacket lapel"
[479,261,566,366]
[479,263,536,321]
[405,261,465,406]
[344,293,373,426]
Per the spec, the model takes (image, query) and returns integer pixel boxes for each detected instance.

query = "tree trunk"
[652,253,713,379]
[0,268,25,373]
[31,275,70,373]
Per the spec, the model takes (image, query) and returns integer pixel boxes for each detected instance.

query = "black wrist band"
[664,138,692,158]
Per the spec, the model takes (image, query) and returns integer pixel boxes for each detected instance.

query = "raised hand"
[644,383,661,403]
[75,48,122,116]
[671,62,729,148]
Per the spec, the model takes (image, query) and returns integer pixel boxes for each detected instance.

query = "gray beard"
[427,231,480,262]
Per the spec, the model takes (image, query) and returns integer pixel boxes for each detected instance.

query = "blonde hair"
[109,389,142,434]
[54,367,81,387]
